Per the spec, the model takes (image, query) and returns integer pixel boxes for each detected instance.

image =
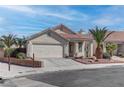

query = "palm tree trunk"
[95,45,103,59]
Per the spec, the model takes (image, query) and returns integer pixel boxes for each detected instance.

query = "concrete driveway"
[43,58,82,67]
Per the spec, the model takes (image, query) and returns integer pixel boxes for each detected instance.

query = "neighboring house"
[27,24,93,59]
[87,31,124,56]
[104,31,124,55]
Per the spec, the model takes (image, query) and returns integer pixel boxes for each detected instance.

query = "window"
[78,42,82,52]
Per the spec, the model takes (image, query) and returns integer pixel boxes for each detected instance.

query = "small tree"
[106,42,117,56]
[89,26,114,59]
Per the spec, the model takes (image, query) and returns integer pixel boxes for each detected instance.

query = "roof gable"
[27,24,89,42]
[52,24,76,34]
[27,29,67,42]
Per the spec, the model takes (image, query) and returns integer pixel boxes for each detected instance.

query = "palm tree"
[15,36,27,48]
[89,26,114,59]
[1,34,16,48]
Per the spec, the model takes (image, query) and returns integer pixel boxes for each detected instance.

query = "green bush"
[106,43,117,56]
[103,52,111,59]
[4,48,15,57]
[16,52,26,59]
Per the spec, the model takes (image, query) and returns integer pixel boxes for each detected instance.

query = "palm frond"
[89,26,113,45]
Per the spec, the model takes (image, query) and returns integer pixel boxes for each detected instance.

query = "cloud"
[0,5,35,14]
[39,7,89,21]
[0,5,88,21]
[92,6,124,26]
[42,13,74,20]
[7,25,42,30]
[93,17,122,26]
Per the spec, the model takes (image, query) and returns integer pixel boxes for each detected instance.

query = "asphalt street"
[26,66,124,87]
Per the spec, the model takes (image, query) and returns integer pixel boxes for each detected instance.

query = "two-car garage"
[32,44,63,58]
[27,28,67,59]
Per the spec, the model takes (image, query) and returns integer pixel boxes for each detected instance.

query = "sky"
[0,5,124,37]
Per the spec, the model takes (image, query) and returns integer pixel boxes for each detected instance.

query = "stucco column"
[64,43,69,57]
[27,41,33,58]
[75,42,79,55]
[82,41,85,57]
[90,41,93,57]
[103,43,106,53]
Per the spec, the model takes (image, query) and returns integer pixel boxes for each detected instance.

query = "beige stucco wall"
[54,29,67,34]
[116,44,124,55]
[74,41,86,57]
[30,33,61,44]
[84,40,94,57]
[27,41,33,58]
[27,31,67,58]
[63,43,69,57]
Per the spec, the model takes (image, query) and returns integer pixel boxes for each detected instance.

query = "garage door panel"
[33,44,63,58]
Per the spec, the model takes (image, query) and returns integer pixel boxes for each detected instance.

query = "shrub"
[11,48,26,57]
[16,52,26,59]
[4,48,15,57]
[106,42,117,56]
[103,52,111,59]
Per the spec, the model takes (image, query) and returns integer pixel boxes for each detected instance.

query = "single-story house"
[27,24,124,60]
[26,24,93,60]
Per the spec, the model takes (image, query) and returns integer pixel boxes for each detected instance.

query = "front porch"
[63,40,94,58]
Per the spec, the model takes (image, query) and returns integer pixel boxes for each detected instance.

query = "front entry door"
[69,42,75,57]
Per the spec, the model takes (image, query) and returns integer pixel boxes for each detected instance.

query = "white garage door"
[33,44,63,58]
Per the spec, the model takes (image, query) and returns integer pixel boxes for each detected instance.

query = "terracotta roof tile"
[105,31,124,42]
[59,33,83,39]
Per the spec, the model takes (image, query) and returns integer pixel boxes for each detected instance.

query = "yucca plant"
[89,26,114,59]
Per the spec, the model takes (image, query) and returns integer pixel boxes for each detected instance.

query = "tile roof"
[51,24,91,41]
[105,31,124,42]
[28,24,91,41]
[57,33,91,41]
[59,33,83,39]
